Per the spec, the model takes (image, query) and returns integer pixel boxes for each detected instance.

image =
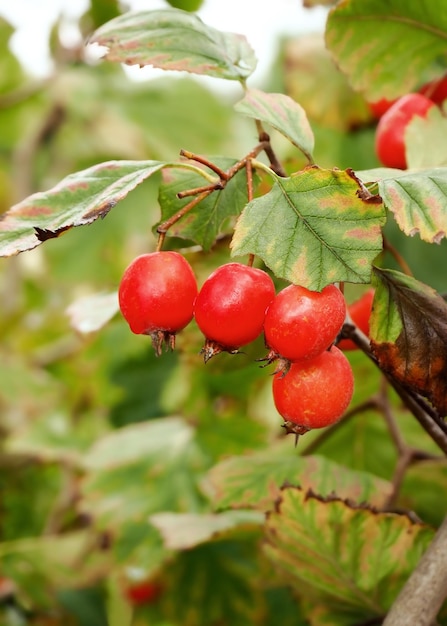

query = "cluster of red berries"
[118,251,371,436]
[370,74,447,169]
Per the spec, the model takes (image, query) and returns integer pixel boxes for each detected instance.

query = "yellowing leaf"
[231,167,385,290]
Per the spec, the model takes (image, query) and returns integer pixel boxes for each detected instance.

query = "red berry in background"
[194,263,275,362]
[272,345,354,436]
[124,579,164,606]
[263,283,346,363]
[338,288,375,351]
[419,75,447,106]
[118,250,198,355]
[374,93,435,169]
[368,97,397,119]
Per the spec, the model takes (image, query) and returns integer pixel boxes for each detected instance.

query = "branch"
[383,514,447,626]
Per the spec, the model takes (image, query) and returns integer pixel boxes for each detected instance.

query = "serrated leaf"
[89,9,256,81]
[406,107,447,168]
[230,167,385,290]
[0,160,167,257]
[357,167,447,243]
[207,444,392,511]
[371,267,447,416]
[325,0,447,101]
[157,158,249,251]
[149,510,263,550]
[264,487,434,613]
[234,89,314,160]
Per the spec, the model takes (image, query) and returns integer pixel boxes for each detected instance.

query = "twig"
[383,236,413,276]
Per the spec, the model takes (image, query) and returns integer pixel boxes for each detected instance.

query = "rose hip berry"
[338,288,375,351]
[194,262,275,362]
[375,93,435,169]
[272,345,354,436]
[263,283,346,363]
[118,250,198,355]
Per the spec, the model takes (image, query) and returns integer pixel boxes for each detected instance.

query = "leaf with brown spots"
[371,267,447,416]
[264,486,434,614]
[326,0,447,102]
[0,160,185,257]
[357,167,447,243]
[89,9,256,82]
[230,166,386,290]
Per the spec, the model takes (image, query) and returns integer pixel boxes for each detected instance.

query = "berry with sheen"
[118,251,198,354]
[272,345,354,435]
[194,263,275,361]
[263,283,346,363]
[338,289,375,351]
[375,93,435,169]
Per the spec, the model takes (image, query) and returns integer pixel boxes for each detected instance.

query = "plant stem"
[383,514,447,626]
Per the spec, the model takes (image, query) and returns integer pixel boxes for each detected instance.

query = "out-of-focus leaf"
[157,158,250,250]
[4,411,104,464]
[264,487,434,614]
[400,460,447,527]
[82,417,194,471]
[325,0,447,101]
[0,19,27,94]
[231,166,385,290]
[161,531,264,626]
[234,89,314,160]
[207,444,392,511]
[167,0,204,11]
[371,267,447,416]
[149,510,263,550]
[406,106,447,168]
[281,34,372,131]
[0,531,111,604]
[357,167,447,244]
[67,291,119,334]
[0,160,169,256]
[89,9,256,82]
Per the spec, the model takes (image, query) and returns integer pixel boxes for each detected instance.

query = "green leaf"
[406,107,447,168]
[357,167,447,244]
[157,158,249,251]
[264,487,434,613]
[162,532,264,626]
[325,0,447,101]
[234,89,314,160]
[66,291,119,334]
[231,167,385,290]
[0,160,167,257]
[149,510,263,550]
[82,417,194,471]
[371,267,447,416]
[207,443,392,511]
[89,9,256,81]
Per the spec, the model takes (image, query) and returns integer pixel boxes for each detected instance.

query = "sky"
[0,0,328,86]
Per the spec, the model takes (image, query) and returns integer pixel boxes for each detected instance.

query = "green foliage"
[1,1,447,625]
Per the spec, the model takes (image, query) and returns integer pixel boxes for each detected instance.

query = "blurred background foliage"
[1,1,447,625]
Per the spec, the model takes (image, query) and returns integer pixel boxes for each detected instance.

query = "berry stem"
[156,189,214,247]
[383,236,414,276]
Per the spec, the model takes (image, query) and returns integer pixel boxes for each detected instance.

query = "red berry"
[194,263,275,361]
[419,75,447,106]
[375,93,435,169]
[338,288,374,351]
[263,283,346,363]
[272,346,354,435]
[124,580,163,605]
[368,97,397,119]
[118,251,198,355]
